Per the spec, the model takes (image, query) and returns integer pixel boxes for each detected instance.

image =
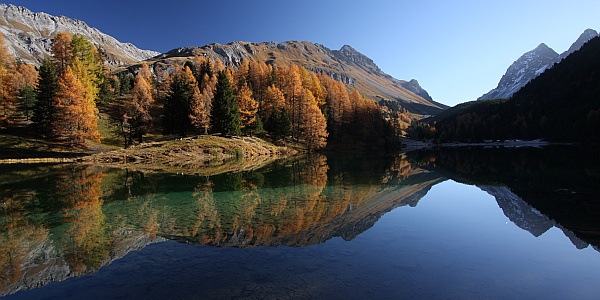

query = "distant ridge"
[0,3,160,66]
[150,41,447,115]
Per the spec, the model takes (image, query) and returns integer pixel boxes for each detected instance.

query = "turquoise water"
[1,147,599,299]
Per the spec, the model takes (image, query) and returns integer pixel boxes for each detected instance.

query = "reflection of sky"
[13,180,600,300]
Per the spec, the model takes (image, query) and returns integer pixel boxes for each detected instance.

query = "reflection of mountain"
[480,186,554,237]
[417,147,600,251]
[482,185,595,250]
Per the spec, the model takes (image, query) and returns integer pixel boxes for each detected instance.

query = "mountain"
[149,41,447,115]
[479,29,599,100]
[479,43,559,100]
[559,28,599,60]
[430,35,600,142]
[0,4,159,66]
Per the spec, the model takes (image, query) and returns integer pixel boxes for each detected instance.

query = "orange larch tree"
[236,82,258,131]
[299,88,328,150]
[52,32,72,75]
[53,66,100,144]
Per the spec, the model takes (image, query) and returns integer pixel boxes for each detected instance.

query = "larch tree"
[278,64,303,141]
[211,70,241,136]
[53,66,100,144]
[299,88,328,150]
[52,32,72,75]
[0,65,15,128]
[261,84,286,122]
[70,35,102,104]
[0,32,15,127]
[236,82,258,131]
[129,72,155,144]
[188,66,211,135]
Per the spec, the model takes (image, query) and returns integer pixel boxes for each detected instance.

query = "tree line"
[0,32,401,151]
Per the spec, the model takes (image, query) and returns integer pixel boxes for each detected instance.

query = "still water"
[1,147,599,299]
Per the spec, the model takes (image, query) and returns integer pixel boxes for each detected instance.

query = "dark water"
[1,147,599,299]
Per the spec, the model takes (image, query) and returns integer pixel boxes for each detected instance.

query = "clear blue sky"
[4,0,600,106]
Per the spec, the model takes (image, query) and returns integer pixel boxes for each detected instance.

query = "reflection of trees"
[0,195,48,291]
[57,167,111,274]
[150,153,427,247]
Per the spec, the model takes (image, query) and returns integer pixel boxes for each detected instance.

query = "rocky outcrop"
[0,4,160,66]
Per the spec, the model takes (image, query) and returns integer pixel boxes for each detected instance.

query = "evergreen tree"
[163,67,195,136]
[211,70,241,136]
[33,58,59,137]
[267,107,291,141]
[18,85,36,121]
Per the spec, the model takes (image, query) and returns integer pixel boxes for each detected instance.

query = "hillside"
[146,41,447,115]
[0,4,159,66]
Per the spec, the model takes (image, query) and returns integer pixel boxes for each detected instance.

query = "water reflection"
[1,147,599,296]
[409,147,600,249]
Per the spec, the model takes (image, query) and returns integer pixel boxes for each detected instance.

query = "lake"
[1,146,599,299]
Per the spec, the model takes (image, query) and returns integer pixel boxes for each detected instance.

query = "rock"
[0,4,160,66]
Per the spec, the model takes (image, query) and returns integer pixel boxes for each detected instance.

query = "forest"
[0,32,407,153]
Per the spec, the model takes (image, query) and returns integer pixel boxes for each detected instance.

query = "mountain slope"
[479,43,559,100]
[0,4,159,66]
[559,28,599,60]
[149,41,447,115]
[479,29,599,100]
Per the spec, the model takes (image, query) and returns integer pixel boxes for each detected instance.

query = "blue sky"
[4,0,600,106]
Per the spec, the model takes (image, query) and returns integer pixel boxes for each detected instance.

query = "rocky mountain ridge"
[479,29,599,100]
[0,3,159,66]
[152,40,447,115]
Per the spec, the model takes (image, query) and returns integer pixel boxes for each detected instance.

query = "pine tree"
[33,58,59,137]
[211,70,241,136]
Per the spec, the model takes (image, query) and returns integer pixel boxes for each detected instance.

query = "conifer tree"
[53,66,100,144]
[211,70,241,136]
[52,32,72,75]
[236,82,258,131]
[129,72,155,143]
[299,89,327,150]
[261,84,286,122]
[163,67,195,137]
[33,58,59,137]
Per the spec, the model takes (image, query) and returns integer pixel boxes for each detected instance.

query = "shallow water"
[1,147,599,299]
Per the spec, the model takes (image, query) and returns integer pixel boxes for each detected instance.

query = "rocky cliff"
[0,4,160,66]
